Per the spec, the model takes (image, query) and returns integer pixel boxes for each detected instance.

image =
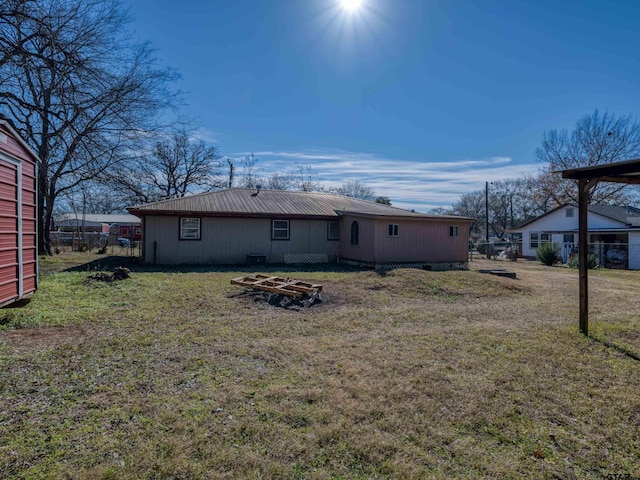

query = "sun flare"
[339,0,363,12]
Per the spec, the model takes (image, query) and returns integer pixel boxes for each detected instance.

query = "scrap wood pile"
[87,266,131,283]
[230,274,322,308]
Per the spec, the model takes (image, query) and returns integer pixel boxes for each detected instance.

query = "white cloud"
[191,127,222,144]
[231,149,541,212]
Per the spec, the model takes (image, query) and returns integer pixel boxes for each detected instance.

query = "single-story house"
[508,203,640,269]
[128,188,475,268]
[56,213,143,240]
[0,117,38,307]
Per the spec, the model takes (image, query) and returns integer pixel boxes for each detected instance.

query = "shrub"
[567,253,598,269]
[536,242,560,266]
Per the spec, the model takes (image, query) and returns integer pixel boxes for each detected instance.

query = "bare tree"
[333,180,375,200]
[154,132,221,198]
[110,131,222,204]
[238,153,263,188]
[267,172,296,190]
[295,162,322,192]
[450,191,485,236]
[0,0,177,253]
[536,110,640,205]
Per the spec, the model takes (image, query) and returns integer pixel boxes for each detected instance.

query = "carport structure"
[559,159,640,335]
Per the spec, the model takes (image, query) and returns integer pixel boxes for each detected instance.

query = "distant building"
[508,203,640,269]
[55,213,143,240]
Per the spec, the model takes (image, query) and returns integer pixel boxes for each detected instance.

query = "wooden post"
[578,179,591,336]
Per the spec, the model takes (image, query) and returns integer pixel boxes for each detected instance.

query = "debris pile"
[230,274,322,308]
[87,267,131,283]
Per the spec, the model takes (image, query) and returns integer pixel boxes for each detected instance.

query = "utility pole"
[485,181,490,258]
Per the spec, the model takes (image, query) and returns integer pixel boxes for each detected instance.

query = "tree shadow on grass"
[63,255,367,275]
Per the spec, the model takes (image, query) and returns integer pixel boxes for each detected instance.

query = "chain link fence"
[470,240,636,270]
[49,231,141,256]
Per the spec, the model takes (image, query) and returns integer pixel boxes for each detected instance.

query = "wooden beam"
[560,158,640,180]
[578,178,592,336]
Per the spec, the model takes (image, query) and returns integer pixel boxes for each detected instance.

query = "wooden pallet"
[231,274,322,299]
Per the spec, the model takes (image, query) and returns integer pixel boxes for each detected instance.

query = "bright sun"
[340,0,363,12]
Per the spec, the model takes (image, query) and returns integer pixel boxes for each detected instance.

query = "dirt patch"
[0,324,88,353]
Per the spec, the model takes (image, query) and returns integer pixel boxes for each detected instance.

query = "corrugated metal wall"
[0,123,38,305]
[0,160,19,301]
[21,158,37,293]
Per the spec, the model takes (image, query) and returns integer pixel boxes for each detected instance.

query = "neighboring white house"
[508,204,640,270]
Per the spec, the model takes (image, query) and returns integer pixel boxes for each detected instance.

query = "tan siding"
[144,215,340,265]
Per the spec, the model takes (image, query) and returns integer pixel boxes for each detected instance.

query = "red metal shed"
[0,118,38,307]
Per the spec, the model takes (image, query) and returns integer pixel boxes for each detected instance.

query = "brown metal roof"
[559,158,640,184]
[128,188,475,221]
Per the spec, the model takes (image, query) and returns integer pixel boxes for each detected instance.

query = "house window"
[272,219,290,240]
[388,224,399,236]
[328,221,339,241]
[566,208,574,218]
[180,217,201,240]
[135,227,142,235]
[350,221,359,245]
[449,225,459,237]
[530,232,550,249]
[121,227,129,236]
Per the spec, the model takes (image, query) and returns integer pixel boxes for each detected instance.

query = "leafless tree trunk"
[0,0,177,254]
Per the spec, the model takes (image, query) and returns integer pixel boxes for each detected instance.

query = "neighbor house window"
[530,232,550,249]
[180,217,201,240]
[449,225,459,237]
[388,224,399,236]
[272,219,290,240]
[350,221,359,245]
[566,207,574,218]
[328,221,339,241]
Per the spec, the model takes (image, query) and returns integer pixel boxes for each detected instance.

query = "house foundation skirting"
[339,257,468,272]
[284,253,329,264]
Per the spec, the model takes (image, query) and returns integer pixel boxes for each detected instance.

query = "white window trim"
[449,225,459,237]
[272,219,290,240]
[180,217,201,240]
[530,231,551,249]
[388,224,399,237]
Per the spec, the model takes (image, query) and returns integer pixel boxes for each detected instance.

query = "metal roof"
[559,158,640,184]
[510,203,640,230]
[56,213,141,225]
[128,188,475,221]
[588,204,640,225]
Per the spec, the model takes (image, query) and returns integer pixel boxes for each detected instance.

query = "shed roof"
[57,213,142,225]
[128,188,474,221]
[0,116,39,163]
[559,158,640,184]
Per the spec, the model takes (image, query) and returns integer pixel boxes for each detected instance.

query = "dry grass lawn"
[0,254,639,479]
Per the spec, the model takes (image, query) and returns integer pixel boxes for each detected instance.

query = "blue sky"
[123,0,640,212]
